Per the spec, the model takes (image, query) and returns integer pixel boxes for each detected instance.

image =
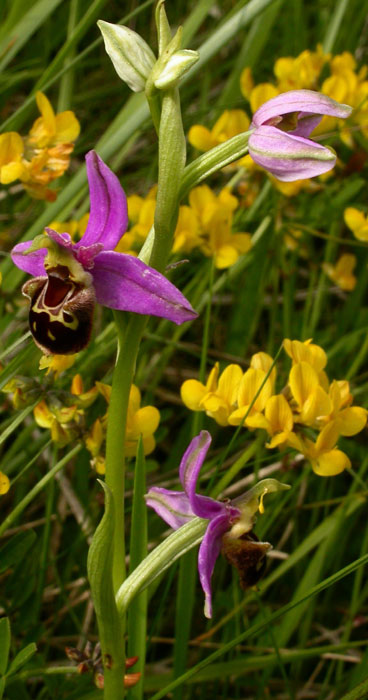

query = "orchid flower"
[146,430,289,617]
[11,151,197,354]
[248,90,352,181]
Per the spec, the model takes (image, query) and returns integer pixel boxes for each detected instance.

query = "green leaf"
[0,531,36,574]
[0,676,5,700]
[0,618,10,674]
[7,643,37,676]
[87,481,123,654]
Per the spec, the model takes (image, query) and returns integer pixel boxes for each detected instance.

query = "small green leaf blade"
[7,643,37,676]
[0,618,10,674]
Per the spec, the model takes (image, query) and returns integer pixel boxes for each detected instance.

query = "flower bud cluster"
[181,339,367,476]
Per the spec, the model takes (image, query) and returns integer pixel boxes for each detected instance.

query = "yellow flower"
[0,132,27,184]
[181,363,243,426]
[321,380,367,436]
[0,471,10,495]
[34,400,79,447]
[239,67,254,100]
[189,185,251,268]
[288,361,332,426]
[299,422,351,477]
[188,110,251,154]
[39,353,77,378]
[322,254,357,291]
[86,418,104,457]
[125,385,160,457]
[129,198,156,242]
[28,91,80,148]
[344,207,368,242]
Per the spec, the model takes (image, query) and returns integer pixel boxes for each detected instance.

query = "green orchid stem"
[116,518,207,615]
[105,311,147,592]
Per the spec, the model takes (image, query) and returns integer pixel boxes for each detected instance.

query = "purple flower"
[248,89,352,181]
[146,431,288,617]
[11,151,197,354]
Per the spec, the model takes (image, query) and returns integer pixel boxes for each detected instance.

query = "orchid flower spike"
[248,90,352,181]
[11,151,197,354]
[146,431,289,618]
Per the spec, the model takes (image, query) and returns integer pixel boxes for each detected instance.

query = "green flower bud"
[98,20,156,92]
[153,49,199,90]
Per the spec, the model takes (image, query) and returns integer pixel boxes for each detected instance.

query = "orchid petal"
[145,487,195,529]
[179,431,224,519]
[76,150,128,251]
[249,125,336,181]
[91,250,197,324]
[45,228,73,250]
[252,89,352,128]
[11,241,47,276]
[198,513,232,618]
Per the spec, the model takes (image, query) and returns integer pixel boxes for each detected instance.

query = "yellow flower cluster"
[32,374,160,469]
[241,48,367,147]
[126,184,251,269]
[181,339,367,476]
[0,91,80,201]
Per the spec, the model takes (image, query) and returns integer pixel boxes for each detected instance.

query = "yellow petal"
[0,161,25,184]
[237,368,273,412]
[251,352,276,385]
[217,364,243,405]
[0,131,24,164]
[181,379,207,411]
[85,418,104,456]
[35,91,56,136]
[55,111,80,142]
[34,400,53,428]
[129,384,141,413]
[300,385,332,425]
[312,449,350,476]
[289,361,319,408]
[250,83,279,113]
[315,421,340,453]
[344,207,366,233]
[214,244,239,269]
[0,471,10,495]
[71,374,84,395]
[188,125,215,151]
[206,363,219,393]
[132,406,160,439]
[336,407,367,436]
[265,394,293,433]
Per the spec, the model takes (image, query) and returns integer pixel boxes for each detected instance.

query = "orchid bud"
[97,20,156,92]
[153,49,199,90]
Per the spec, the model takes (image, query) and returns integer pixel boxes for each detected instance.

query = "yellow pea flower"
[125,385,160,457]
[34,400,78,447]
[129,198,156,242]
[28,91,80,148]
[86,418,104,457]
[239,67,254,100]
[303,422,350,476]
[0,471,10,495]
[322,380,367,436]
[288,361,332,426]
[322,254,357,291]
[344,207,368,242]
[181,363,243,426]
